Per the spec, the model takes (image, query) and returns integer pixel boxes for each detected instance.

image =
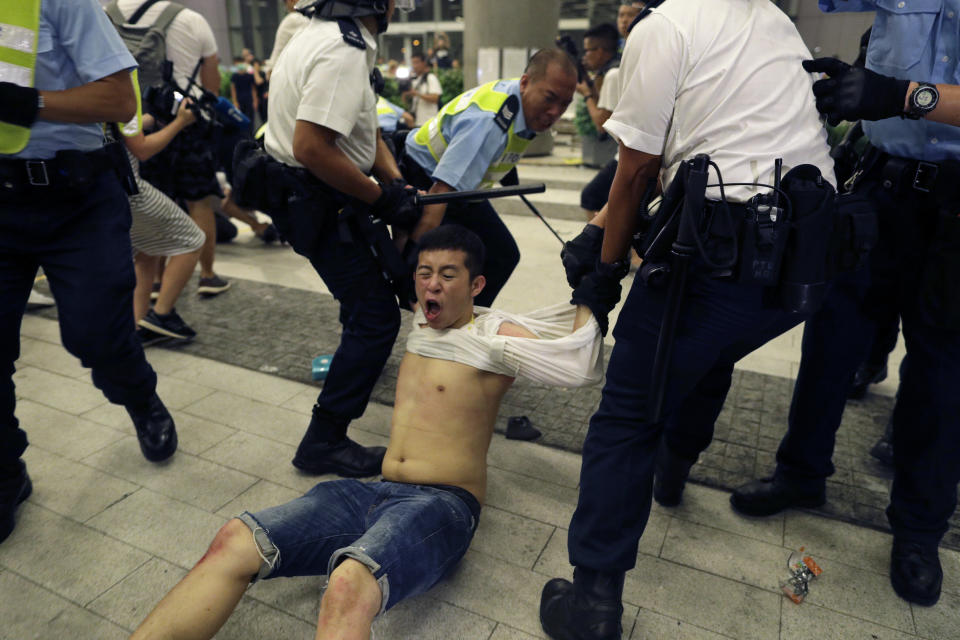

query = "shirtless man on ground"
[131,225,599,640]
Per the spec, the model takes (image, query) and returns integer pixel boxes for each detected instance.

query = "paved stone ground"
[31,276,960,551]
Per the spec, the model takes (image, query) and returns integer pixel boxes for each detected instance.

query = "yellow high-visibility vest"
[412,80,531,189]
[0,0,42,154]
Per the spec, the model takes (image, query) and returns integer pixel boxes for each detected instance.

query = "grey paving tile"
[350,401,394,438]
[374,595,497,639]
[15,399,126,460]
[485,466,579,528]
[12,366,106,415]
[200,431,335,494]
[660,518,789,592]
[215,595,317,640]
[939,547,960,597]
[631,608,732,639]
[912,589,960,640]
[154,374,217,410]
[621,554,781,640]
[803,556,914,633]
[168,358,307,405]
[471,505,555,570]
[182,390,311,447]
[17,337,86,379]
[784,510,892,576]
[81,436,258,511]
[246,574,325,624]
[19,314,62,343]
[0,503,150,605]
[432,549,637,638]
[489,623,541,639]
[781,600,917,640]
[81,403,237,456]
[20,446,138,522]
[486,434,582,489]
[216,479,304,518]
[86,489,227,570]
[637,507,673,557]
[537,514,669,572]
[281,385,322,416]
[664,482,785,545]
[0,570,129,640]
[86,557,187,631]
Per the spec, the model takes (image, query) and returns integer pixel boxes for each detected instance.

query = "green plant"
[219,67,231,98]
[437,68,463,106]
[380,76,403,106]
[574,96,598,137]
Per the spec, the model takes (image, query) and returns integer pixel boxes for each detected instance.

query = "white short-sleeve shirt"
[604,0,835,201]
[412,72,443,125]
[265,18,379,173]
[596,67,620,112]
[115,0,217,96]
[265,11,310,72]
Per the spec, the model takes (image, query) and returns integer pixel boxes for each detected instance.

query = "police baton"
[647,154,711,424]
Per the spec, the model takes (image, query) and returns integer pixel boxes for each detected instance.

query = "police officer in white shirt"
[261,0,418,479]
[542,1,836,637]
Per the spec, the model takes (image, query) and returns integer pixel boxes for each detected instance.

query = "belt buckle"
[913,161,938,193]
[26,160,49,187]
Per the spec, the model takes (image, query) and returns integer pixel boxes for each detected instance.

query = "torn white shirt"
[406,303,604,387]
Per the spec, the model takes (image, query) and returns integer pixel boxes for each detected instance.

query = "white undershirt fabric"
[604,0,835,201]
[265,11,309,72]
[406,304,604,388]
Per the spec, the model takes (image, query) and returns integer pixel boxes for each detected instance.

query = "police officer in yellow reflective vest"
[0,0,179,544]
[399,49,578,306]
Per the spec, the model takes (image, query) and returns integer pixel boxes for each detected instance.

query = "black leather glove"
[371,178,421,230]
[0,82,41,128]
[561,223,604,288]
[570,261,625,337]
[802,57,909,126]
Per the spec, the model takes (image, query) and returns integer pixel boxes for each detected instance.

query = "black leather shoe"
[730,476,825,517]
[293,436,386,477]
[891,539,942,606]
[653,441,695,507]
[0,461,32,544]
[848,361,887,399]
[540,568,624,640]
[126,393,178,462]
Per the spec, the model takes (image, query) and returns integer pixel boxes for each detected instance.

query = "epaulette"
[338,18,366,50]
[493,94,520,133]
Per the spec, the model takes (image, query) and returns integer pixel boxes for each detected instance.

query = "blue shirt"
[403,79,536,192]
[9,0,137,159]
[820,0,959,161]
[378,98,406,133]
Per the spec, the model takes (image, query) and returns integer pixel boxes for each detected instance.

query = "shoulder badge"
[493,94,520,133]
[338,18,366,50]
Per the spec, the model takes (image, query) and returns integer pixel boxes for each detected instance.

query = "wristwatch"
[596,258,630,280]
[904,82,939,120]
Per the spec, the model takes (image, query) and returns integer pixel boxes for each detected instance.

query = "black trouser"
[400,157,520,308]
[580,159,618,212]
[568,270,804,571]
[774,169,960,547]
[0,172,158,466]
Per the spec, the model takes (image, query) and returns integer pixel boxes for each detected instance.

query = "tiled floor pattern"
[3,314,958,639]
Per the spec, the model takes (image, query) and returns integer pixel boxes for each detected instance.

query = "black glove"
[371,179,421,230]
[0,82,41,128]
[561,224,604,288]
[802,57,909,126]
[570,263,624,337]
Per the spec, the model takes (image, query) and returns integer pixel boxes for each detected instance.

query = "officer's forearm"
[905,81,960,127]
[372,132,403,183]
[601,144,661,264]
[38,70,136,124]
[410,181,453,240]
[293,120,382,203]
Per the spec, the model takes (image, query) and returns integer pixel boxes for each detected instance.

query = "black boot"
[653,441,695,507]
[890,539,942,606]
[126,393,177,462]
[869,414,894,466]
[0,460,32,544]
[292,406,385,477]
[730,475,825,517]
[848,360,887,400]
[540,567,624,640]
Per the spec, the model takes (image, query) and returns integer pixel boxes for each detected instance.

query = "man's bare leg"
[186,198,218,279]
[220,189,272,238]
[134,253,161,324]
[153,249,201,316]
[316,559,382,640]
[131,519,261,640]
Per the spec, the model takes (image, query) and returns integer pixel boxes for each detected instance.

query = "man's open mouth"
[425,299,442,321]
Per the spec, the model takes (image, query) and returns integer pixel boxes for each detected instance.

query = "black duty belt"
[0,147,115,192]
[860,147,960,198]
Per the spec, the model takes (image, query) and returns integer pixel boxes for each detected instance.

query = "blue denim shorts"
[238,480,480,615]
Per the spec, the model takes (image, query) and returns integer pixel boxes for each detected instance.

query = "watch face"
[915,87,937,109]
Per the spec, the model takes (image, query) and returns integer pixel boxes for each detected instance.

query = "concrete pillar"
[462,0,561,155]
